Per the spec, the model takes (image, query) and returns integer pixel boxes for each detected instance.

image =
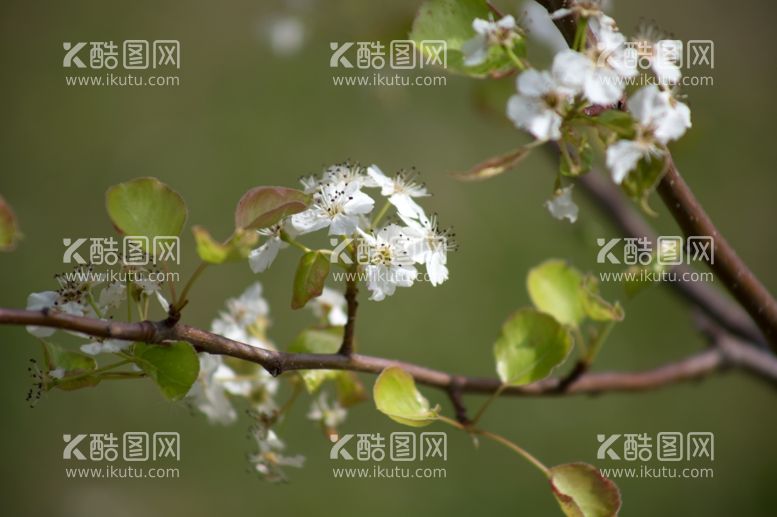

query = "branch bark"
[536,0,777,350]
[3,308,776,397]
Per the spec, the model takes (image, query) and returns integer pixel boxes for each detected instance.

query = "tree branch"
[535,0,777,350]
[3,308,776,397]
[338,276,358,356]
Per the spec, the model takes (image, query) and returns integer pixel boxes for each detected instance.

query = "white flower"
[25,291,61,337]
[366,165,428,219]
[210,282,275,349]
[399,211,452,287]
[306,392,347,429]
[265,15,305,57]
[606,85,691,183]
[291,180,375,236]
[462,15,518,67]
[98,282,125,311]
[357,224,418,301]
[308,287,348,326]
[225,282,270,328]
[249,223,290,273]
[552,15,637,105]
[250,427,305,482]
[188,354,238,425]
[80,338,132,355]
[507,68,575,141]
[544,185,579,223]
[647,40,682,84]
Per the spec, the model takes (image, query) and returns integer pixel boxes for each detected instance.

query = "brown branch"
[534,0,777,350]
[576,171,765,347]
[3,308,776,397]
[338,276,358,356]
[657,159,777,348]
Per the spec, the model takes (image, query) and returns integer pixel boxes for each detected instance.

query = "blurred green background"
[1,0,776,515]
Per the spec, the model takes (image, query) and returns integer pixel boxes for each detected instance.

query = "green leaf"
[192,226,258,264]
[374,366,439,427]
[291,251,330,309]
[234,186,309,230]
[528,260,587,327]
[335,372,368,407]
[133,342,200,401]
[621,155,668,216]
[594,110,636,138]
[105,178,188,248]
[410,0,521,77]
[455,146,532,181]
[550,463,621,517]
[581,276,624,322]
[288,327,344,392]
[43,341,101,391]
[0,194,20,251]
[45,342,97,373]
[493,308,572,385]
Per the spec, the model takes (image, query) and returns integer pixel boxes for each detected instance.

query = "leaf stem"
[476,429,550,477]
[471,383,507,425]
[174,261,209,312]
[370,201,392,229]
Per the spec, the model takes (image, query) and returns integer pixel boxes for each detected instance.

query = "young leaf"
[527,260,587,327]
[105,177,188,248]
[621,155,668,216]
[373,366,438,427]
[410,0,518,77]
[0,194,20,251]
[133,342,200,401]
[593,110,636,139]
[335,371,368,407]
[291,251,330,309]
[550,463,621,517]
[43,341,100,391]
[234,186,309,230]
[45,341,97,373]
[192,226,258,264]
[455,147,532,181]
[494,308,572,385]
[581,276,624,322]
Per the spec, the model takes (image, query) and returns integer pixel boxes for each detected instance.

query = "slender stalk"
[476,429,550,477]
[174,261,209,313]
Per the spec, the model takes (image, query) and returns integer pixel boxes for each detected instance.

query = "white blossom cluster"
[248,162,454,301]
[464,2,692,222]
[25,264,168,355]
[187,281,349,482]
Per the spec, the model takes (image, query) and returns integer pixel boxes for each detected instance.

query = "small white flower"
[80,338,132,355]
[249,223,289,273]
[306,392,347,429]
[606,85,691,183]
[399,211,452,287]
[188,354,238,425]
[357,224,418,301]
[507,68,575,141]
[544,185,579,223]
[552,15,636,105]
[308,287,348,326]
[291,180,375,236]
[97,282,125,311]
[366,165,428,219]
[25,291,60,337]
[462,15,518,67]
[250,427,305,482]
